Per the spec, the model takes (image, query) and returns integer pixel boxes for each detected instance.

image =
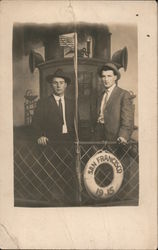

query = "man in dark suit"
[95,63,134,144]
[32,69,75,145]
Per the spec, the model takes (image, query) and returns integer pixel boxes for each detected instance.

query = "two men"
[32,69,75,145]
[32,63,134,145]
[95,63,134,144]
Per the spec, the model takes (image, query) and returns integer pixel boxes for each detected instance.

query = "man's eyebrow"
[102,74,112,76]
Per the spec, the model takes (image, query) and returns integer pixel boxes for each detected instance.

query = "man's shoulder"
[38,95,53,103]
[65,96,75,103]
[35,96,54,109]
[115,86,131,97]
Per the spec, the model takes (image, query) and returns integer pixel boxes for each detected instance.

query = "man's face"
[101,70,117,89]
[50,77,67,96]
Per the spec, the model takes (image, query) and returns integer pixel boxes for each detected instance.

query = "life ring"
[83,150,124,199]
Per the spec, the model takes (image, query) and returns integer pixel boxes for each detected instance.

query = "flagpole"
[74,32,82,204]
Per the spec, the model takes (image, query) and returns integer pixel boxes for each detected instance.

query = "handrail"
[14,138,138,146]
[78,140,137,145]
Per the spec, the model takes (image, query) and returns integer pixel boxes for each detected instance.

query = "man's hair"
[51,76,66,83]
[99,66,116,77]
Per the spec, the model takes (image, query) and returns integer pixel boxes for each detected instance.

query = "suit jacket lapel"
[65,97,68,120]
[97,92,104,115]
[49,95,60,117]
[65,97,72,126]
[105,86,119,109]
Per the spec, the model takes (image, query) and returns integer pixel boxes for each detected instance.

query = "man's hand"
[117,137,127,145]
[37,136,48,145]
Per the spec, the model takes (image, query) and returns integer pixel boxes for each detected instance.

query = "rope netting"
[14,140,138,207]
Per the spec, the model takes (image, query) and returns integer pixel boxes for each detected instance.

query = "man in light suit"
[95,63,134,144]
[32,69,75,145]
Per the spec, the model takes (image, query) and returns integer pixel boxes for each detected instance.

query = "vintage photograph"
[0,1,157,249]
[13,22,138,207]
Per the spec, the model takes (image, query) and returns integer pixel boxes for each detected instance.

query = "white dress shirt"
[53,94,68,134]
[98,84,116,124]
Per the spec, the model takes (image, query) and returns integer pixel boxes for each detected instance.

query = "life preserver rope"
[83,150,124,199]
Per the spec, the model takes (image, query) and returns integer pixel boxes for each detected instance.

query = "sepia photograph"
[0,1,157,249]
[13,22,138,207]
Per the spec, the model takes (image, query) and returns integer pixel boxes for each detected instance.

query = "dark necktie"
[58,98,64,125]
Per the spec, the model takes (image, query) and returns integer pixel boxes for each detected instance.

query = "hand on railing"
[117,137,127,145]
[37,136,49,145]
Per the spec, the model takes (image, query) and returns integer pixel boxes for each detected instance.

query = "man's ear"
[114,75,117,81]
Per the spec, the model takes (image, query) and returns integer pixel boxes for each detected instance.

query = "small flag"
[59,33,75,48]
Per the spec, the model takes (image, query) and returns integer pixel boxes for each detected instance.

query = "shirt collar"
[104,83,116,95]
[53,94,64,101]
